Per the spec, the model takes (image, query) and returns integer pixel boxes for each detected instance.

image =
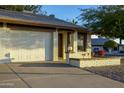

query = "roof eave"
[0,17,90,33]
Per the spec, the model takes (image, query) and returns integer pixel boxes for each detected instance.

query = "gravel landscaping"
[83,65,124,83]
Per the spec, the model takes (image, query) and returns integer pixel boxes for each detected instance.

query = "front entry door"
[58,33,63,59]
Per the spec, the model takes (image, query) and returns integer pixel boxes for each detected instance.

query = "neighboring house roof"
[91,38,109,46]
[92,38,124,46]
[0,9,90,32]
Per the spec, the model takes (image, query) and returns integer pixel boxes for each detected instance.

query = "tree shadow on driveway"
[19,63,74,68]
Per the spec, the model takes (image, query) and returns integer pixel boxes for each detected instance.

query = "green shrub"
[104,40,118,48]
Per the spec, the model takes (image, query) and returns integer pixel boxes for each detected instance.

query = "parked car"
[93,48,107,56]
[98,50,107,56]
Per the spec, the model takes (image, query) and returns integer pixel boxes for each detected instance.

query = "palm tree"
[66,19,78,25]
[71,19,78,25]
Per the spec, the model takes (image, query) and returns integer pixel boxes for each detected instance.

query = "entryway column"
[53,30,58,61]
[73,31,78,53]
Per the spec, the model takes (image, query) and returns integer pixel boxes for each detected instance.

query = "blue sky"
[42,5,123,41]
[42,5,97,21]
[42,5,98,38]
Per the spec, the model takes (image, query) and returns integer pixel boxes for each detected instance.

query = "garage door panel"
[10,48,45,62]
[0,30,52,62]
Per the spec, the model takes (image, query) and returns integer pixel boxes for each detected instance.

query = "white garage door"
[0,30,53,62]
[45,32,53,61]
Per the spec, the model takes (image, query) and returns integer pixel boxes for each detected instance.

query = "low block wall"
[70,57,122,68]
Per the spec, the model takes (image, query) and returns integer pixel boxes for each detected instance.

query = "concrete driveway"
[0,63,124,88]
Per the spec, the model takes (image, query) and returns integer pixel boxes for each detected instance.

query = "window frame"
[77,32,87,52]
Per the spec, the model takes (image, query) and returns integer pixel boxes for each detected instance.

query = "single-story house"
[0,9,92,63]
[91,38,124,53]
[92,38,109,51]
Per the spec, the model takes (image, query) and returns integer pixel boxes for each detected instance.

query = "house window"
[77,33,85,51]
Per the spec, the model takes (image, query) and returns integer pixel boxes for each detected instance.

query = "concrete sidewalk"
[0,63,124,88]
